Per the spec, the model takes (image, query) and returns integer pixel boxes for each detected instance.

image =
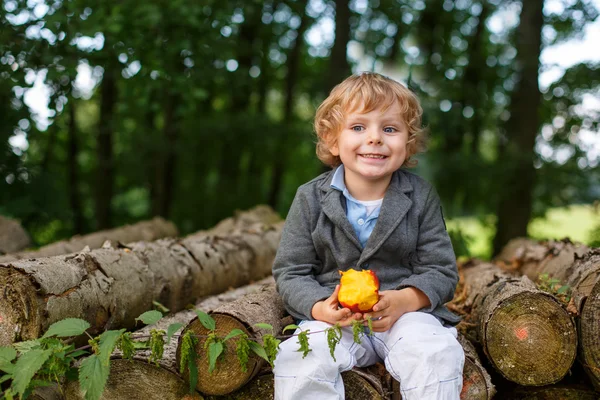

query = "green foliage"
[12,349,52,397]
[537,273,572,305]
[98,330,125,365]
[195,310,216,331]
[148,329,165,366]
[166,323,184,344]
[326,324,342,361]
[203,333,224,373]
[262,334,281,367]
[234,333,251,372]
[366,317,374,337]
[296,329,311,359]
[42,318,91,338]
[179,330,199,392]
[117,332,135,360]
[351,320,364,345]
[135,310,163,326]
[78,355,110,400]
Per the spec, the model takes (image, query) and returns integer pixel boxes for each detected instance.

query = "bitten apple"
[337,269,380,313]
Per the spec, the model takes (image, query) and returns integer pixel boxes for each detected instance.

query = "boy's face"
[330,101,408,195]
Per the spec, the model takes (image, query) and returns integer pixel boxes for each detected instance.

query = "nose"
[367,129,383,145]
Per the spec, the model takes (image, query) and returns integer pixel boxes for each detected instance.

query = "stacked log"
[0,215,31,254]
[495,238,600,390]
[0,221,283,346]
[0,217,178,263]
[63,277,276,400]
[451,260,577,386]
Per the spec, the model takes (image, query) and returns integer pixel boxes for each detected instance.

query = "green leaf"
[0,346,17,373]
[79,354,109,400]
[187,351,198,393]
[12,349,52,397]
[13,340,41,353]
[166,323,184,343]
[194,310,215,331]
[283,324,299,333]
[557,285,570,294]
[248,341,269,364]
[135,310,163,325]
[98,330,125,365]
[152,300,170,313]
[43,318,91,338]
[253,323,273,331]
[224,329,246,341]
[207,341,223,373]
[0,373,13,384]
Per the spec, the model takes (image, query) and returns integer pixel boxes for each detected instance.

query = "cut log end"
[580,276,600,389]
[177,314,262,396]
[64,359,204,400]
[485,292,577,386]
[0,267,42,346]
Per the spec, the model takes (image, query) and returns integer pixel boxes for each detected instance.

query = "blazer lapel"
[319,176,362,250]
[359,171,413,264]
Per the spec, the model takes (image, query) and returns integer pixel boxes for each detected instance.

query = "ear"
[330,142,339,157]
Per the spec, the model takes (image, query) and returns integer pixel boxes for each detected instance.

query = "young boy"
[272,72,464,400]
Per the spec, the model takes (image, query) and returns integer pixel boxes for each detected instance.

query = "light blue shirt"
[330,165,382,248]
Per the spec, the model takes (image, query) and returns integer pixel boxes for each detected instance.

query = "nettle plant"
[0,309,373,400]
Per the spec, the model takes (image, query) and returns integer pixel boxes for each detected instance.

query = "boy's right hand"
[311,285,363,326]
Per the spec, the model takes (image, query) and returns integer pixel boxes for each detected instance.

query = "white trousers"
[273,312,464,400]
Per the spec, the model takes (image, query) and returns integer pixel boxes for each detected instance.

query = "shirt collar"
[331,165,364,204]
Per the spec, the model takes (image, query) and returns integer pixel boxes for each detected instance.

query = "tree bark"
[494,237,590,282]
[0,217,178,263]
[95,65,117,230]
[452,260,577,386]
[176,285,287,396]
[492,0,544,255]
[0,222,283,346]
[0,215,31,254]
[187,205,281,238]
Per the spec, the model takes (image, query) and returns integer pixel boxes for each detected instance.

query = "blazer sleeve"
[396,186,458,312]
[272,188,332,321]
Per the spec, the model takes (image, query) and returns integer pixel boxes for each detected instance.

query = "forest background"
[1,0,599,260]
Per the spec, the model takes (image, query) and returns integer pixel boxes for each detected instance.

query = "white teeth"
[361,154,386,159]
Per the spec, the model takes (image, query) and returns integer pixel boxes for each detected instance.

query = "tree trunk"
[176,285,288,396]
[67,100,84,235]
[326,0,351,93]
[95,65,117,230]
[0,215,31,254]
[0,221,283,346]
[188,205,281,238]
[495,240,600,389]
[452,260,577,386]
[492,0,544,255]
[0,217,178,263]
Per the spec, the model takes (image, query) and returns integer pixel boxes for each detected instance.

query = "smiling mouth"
[360,154,387,159]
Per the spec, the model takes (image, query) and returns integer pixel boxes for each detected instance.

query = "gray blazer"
[272,168,460,325]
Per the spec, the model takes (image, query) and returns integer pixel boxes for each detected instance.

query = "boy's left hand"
[364,287,430,332]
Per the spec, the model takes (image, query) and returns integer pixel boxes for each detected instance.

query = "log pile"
[5,208,599,399]
[0,207,283,346]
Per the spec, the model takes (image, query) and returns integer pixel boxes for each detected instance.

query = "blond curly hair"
[314,72,426,168]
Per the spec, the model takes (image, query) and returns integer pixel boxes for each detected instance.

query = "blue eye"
[352,126,364,132]
[384,127,397,133]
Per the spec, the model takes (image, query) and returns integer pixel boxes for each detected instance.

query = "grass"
[446,204,600,260]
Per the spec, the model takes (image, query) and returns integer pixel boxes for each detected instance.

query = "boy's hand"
[311,285,363,326]
[364,287,430,332]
